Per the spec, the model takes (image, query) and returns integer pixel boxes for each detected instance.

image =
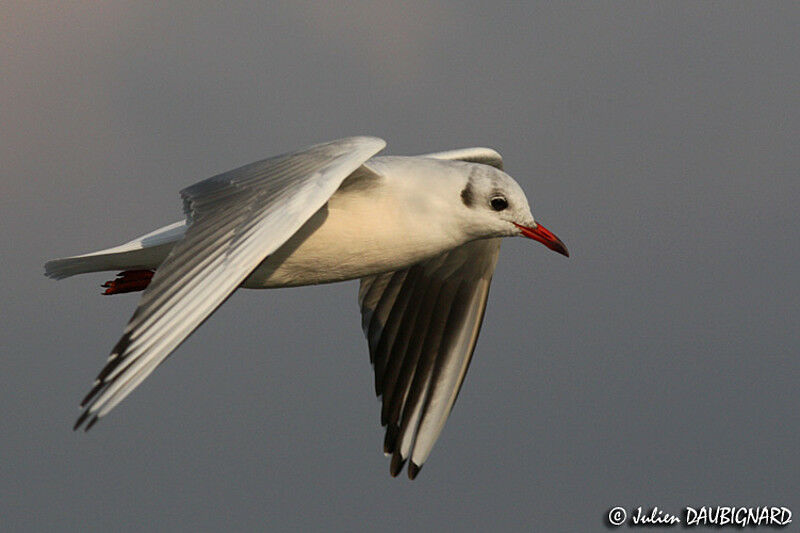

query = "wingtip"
[74,405,101,431]
[43,260,60,279]
[80,381,104,408]
[408,461,422,480]
[73,410,90,431]
[389,452,406,477]
[383,423,398,455]
[73,410,100,431]
[85,415,99,431]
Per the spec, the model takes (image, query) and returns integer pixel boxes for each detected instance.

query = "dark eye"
[490,197,508,211]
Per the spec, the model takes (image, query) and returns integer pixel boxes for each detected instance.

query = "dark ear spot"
[460,183,474,207]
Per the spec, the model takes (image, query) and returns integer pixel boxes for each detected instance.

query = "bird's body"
[50,156,514,288]
[46,137,568,479]
[250,156,489,287]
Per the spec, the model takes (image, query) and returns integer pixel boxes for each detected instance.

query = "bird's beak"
[514,222,569,257]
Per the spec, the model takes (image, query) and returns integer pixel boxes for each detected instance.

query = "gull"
[45,136,568,479]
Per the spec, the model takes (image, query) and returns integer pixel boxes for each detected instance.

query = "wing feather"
[76,136,385,429]
[421,147,503,170]
[358,238,501,478]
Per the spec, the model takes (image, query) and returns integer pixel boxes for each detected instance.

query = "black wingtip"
[74,409,100,432]
[389,452,406,477]
[373,371,383,396]
[80,381,104,408]
[383,423,398,455]
[73,410,90,431]
[84,415,99,431]
[408,461,422,480]
[94,333,131,384]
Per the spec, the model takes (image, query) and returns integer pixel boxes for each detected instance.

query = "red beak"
[514,222,569,257]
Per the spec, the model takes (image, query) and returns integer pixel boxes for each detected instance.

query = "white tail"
[45,220,186,279]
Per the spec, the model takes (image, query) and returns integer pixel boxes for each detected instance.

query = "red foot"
[102,270,155,295]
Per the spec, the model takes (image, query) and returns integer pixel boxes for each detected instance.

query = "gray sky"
[2,2,798,531]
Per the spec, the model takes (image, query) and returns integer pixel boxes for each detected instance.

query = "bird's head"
[460,166,569,257]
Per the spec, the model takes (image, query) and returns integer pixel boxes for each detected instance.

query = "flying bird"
[45,137,568,479]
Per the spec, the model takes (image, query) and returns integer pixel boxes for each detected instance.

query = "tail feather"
[44,220,185,280]
[44,249,166,280]
[45,256,106,280]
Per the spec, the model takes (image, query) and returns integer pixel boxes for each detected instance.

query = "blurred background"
[2,2,797,530]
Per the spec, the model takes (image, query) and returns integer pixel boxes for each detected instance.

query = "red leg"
[102,269,155,295]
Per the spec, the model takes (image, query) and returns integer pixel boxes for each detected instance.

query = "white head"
[458,164,569,256]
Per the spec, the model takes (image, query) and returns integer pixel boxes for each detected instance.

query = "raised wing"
[75,136,386,430]
[358,238,501,479]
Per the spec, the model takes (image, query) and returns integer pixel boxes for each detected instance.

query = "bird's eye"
[490,197,508,211]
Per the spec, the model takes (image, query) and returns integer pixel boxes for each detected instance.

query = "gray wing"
[358,238,501,479]
[76,136,386,430]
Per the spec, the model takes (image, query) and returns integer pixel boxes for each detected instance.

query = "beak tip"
[549,241,569,257]
[515,222,569,258]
